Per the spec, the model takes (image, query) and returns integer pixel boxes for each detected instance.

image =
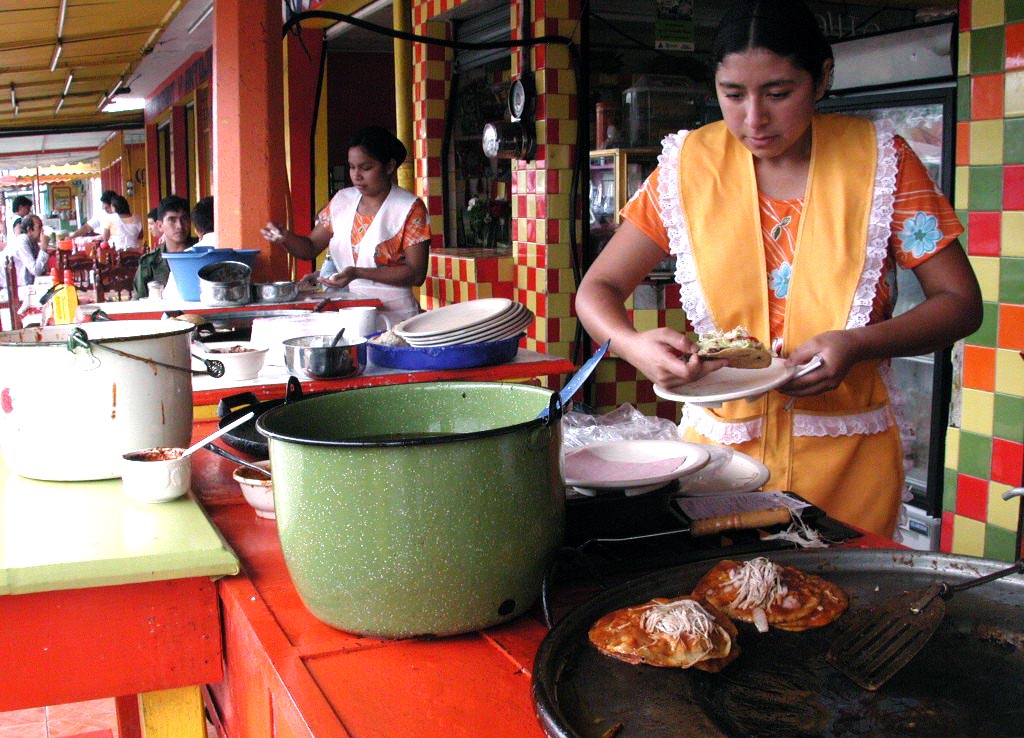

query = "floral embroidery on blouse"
[769,215,792,242]
[898,212,942,258]
[770,261,792,298]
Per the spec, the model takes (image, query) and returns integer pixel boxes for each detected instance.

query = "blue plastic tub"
[165,248,261,301]
[367,333,522,370]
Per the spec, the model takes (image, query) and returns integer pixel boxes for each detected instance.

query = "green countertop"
[0,456,239,596]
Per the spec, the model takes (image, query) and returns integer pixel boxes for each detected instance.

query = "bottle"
[52,269,79,324]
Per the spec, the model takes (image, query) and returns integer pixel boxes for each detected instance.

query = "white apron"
[327,186,422,324]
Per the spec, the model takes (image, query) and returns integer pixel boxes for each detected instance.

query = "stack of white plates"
[394,298,534,346]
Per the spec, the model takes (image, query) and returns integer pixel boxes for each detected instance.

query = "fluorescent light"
[56,0,69,37]
[96,93,109,111]
[49,39,63,72]
[62,71,74,97]
[9,83,15,109]
[187,2,213,35]
[102,96,146,113]
[55,97,65,114]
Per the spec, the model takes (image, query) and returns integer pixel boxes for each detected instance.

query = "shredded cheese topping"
[639,598,715,644]
[727,557,786,611]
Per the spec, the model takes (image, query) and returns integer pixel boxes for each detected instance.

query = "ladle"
[330,327,346,346]
[180,412,255,458]
[203,440,273,478]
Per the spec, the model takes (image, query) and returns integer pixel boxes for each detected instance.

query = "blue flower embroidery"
[770,261,792,299]
[898,212,942,259]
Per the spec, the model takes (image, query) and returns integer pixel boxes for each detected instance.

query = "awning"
[0,162,100,187]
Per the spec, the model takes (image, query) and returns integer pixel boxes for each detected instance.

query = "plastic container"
[164,248,261,301]
[623,78,705,146]
[367,332,522,370]
[52,269,79,324]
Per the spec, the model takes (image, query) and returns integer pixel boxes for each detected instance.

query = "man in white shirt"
[9,195,33,237]
[1,215,50,293]
[70,189,118,238]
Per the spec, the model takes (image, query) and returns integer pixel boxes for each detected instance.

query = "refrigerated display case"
[818,83,956,548]
[589,147,668,273]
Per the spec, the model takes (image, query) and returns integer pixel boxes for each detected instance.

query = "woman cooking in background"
[262,126,430,323]
[574,0,981,537]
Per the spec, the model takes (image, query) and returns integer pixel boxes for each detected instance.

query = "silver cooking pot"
[253,281,300,303]
[198,260,251,306]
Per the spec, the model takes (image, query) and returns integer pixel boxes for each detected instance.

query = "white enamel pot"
[0,320,195,481]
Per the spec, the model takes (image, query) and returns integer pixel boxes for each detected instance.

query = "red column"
[212,0,289,281]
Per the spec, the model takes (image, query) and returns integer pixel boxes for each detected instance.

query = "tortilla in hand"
[696,326,772,369]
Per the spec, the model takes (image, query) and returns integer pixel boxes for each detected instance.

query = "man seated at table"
[1,215,51,301]
[134,195,196,299]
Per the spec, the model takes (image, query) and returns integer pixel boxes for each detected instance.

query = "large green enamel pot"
[256,381,564,638]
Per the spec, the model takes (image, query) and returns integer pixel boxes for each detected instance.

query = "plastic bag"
[561,403,680,450]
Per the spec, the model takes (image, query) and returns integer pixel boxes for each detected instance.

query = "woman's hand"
[260,222,287,243]
[615,328,727,389]
[319,266,358,289]
[779,330,860,396]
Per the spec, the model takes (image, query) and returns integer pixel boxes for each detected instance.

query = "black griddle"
[533,548,1024,738]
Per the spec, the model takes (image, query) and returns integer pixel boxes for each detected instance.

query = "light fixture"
[96,93,109,111]
[62,71,74,97]
[56,0,68,36]
[55,97,65,114]
[187,1,214,35]
[49,38,63,72]
[10,82,18,116]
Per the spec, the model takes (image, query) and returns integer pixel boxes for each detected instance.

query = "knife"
[538,338,611,419]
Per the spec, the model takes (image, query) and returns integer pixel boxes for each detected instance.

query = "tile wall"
[944,0,1024,559]
[411,0,582,360]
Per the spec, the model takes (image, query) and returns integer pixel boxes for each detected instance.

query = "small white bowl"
[195,342,268,380]
[121,447,191,503]
[232,460,274,518]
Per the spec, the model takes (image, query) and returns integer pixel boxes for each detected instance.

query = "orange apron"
[666,115,903,536]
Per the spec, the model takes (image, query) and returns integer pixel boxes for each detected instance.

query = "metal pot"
[256,381,564,638]
[282,334,367,378]
[253,281,299,303]
[0,320,195,480]
[198,260,251,306]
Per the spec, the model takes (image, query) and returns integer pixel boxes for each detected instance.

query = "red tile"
[1007,22,1024,71]
[955,473,988,520]
[971,74,1005,119]
[956,121,971,166]
[991,438,1024,486]
[940,511,956,553]
[966,211,1002,256]
[1003,164,1024,210]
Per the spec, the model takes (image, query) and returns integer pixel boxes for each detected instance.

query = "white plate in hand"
[562,439,710,490]
[653,356,822,407]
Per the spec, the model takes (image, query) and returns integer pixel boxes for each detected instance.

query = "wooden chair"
[4,256,23,330]
[118,248,143,269]
[95,263,136,302]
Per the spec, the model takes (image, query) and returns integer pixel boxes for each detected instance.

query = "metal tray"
[533,548,1024,738]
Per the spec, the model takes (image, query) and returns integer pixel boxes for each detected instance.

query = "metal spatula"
[826,558,1024,690]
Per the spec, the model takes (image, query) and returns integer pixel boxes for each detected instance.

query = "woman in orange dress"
[262,126,430,323]
[575,0,981,536]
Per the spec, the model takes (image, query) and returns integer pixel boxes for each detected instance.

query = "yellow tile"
[959,388,995,435]
[1007,70,1024,118]
[633,310,660,332]
[547,291,572,318]
[968,255,1001,301]
[544,44,571,69]
[546,193,571,220]
[950,514,987,556]
[995,348,1024,395]
[545,94,571,120]
[944,427,960,469]
[954,166,970,210]
[1002,212,1024,257]
[972,0,1005,27]
[958,32,971,77]
[987,481,1020,530]
[557,69,577,96]
[969,119,1003,165]
[544,143,573,169]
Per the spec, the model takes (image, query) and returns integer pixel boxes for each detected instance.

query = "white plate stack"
[394,298,534,346]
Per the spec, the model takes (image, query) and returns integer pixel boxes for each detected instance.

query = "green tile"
[967,301,1000,347]
[994,393,1024,441]
[968,165,1004,210]
[1005,118,1024,163]
[942,467,958,514]
[957,77,972,121]
[984,523,1017,562]
[957,430,993,479]
[970,27,1005,75]
[1008,0,1024,23]
[999,257,1024,303]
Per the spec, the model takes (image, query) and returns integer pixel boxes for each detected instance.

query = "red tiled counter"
[191,422,897,738]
